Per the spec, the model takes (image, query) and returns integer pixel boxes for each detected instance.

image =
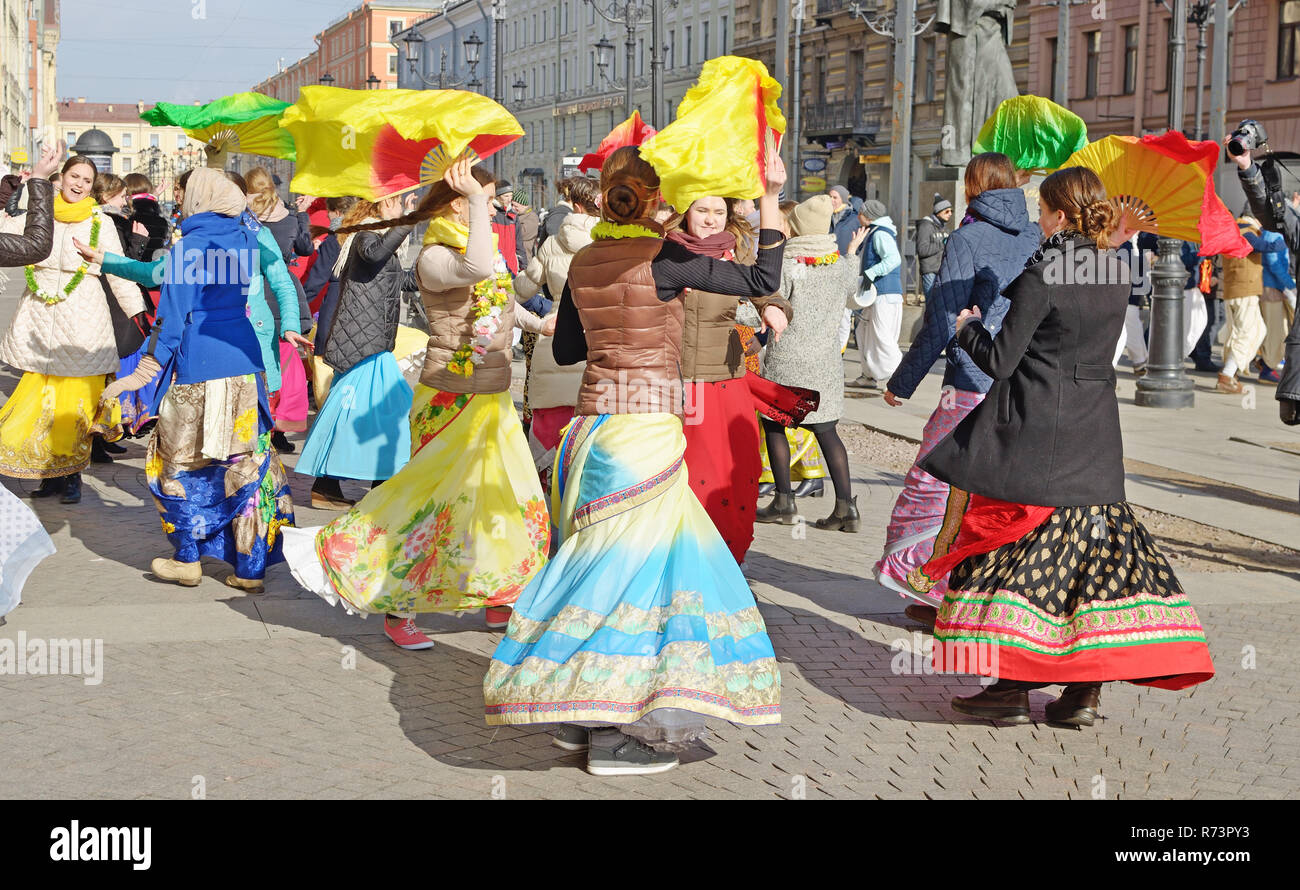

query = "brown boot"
[904,603,937,628]
[951,679,1037,724]
[1045,682,1102,727]
[1216,373,1244,394]
[224,574,264,593]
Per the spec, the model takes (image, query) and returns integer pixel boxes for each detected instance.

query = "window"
[543,10,548,40]
[1083,31,1100,98]
[1047,37,1058,99]
[1281,0,1300,78]
[388,52,397,75]
[1122,24,1138,94]
[849,48,864,106]
[532,14,537,42]
[66,130,75,144]
[638,39,645,76]
[122,132,132,148]
[150,133,159,148]
[813,55,826,100]
[389,19,402,36]
[721,15,729,54]
[177,134,186,149]
[562,58,568,91]
[685,25,692,66]
[703,20,710,60]
[588,3,594,25]
[666,30,674,70]
[561,1,567,34]
[587,112,593,144]
[122,157,132,173]
[1162,19,1173,90]
[589,51,595,86]
[922,37,936,102]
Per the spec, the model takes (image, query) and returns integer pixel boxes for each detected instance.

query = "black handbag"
[102,277,150,358]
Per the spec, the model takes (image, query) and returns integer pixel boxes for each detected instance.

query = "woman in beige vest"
[283,157,548,650]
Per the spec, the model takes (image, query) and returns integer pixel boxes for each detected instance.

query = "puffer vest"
[418,245,516,394]
[568,236,685,416]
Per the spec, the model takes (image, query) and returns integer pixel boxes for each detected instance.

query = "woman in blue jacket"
[873,153,1041,624]
[100,168,312,592]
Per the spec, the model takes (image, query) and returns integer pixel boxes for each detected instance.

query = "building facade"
[58,100,201,195]
[397,0,734,206]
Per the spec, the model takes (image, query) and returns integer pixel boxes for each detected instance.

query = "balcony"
[802,98,884,145]
[815,0,851,13]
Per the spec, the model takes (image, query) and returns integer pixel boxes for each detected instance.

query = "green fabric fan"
[972,95,1088,173]
[142,92,296,166]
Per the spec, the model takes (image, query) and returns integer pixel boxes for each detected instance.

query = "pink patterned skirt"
[872,388,984,606]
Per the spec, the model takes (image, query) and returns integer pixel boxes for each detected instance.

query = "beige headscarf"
[181,167,248,219]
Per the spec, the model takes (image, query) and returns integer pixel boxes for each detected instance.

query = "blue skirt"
[118,347,164,434]
[296,352,413,482]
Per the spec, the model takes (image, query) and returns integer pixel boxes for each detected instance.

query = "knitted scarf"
[1025,228,1080,268]
[666,229,735,260]
[54,193,96,223]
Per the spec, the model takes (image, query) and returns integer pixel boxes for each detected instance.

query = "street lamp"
[512,77,527,105]
[584,1,653,123]
[1153,0,1246,140]
[319,73,335,86]
[594,36,614,72]
[404,29,485,91]
[848,1,932,219]
[366,73,381,90]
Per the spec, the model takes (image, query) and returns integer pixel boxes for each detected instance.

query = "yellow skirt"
[0,373,122,479]
[284,388,549,615]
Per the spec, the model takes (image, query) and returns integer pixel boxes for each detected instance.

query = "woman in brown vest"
[483,146,788,776]
[283,157,549,650]
[664,196,795,564]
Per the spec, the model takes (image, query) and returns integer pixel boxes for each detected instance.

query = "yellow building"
[57,99,204,194]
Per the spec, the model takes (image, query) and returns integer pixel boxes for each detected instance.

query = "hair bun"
[1079,199,1117,244]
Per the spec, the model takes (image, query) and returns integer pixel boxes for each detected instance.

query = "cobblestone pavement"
[1,275,1296,800]
[1,431,1296,800]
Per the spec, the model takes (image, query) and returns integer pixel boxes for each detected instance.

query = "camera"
[1227,119,1268,157]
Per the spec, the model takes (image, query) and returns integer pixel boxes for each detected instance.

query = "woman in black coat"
[913,167,1215,727]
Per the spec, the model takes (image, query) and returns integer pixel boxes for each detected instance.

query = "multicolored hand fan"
[142,92,296,167]
[578,111,657,174]
[639,56,786,212]
[1061,131,1250,257]
[279,86,523,200]
[972,95,1088,173]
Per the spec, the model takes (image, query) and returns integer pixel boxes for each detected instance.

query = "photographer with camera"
[1228,120,1300,421]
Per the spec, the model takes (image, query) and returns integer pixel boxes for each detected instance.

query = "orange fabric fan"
[370,125,517,197]
[578,111,657,175]
[1061,131,1249,257]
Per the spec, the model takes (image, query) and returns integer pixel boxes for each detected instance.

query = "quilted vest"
[568,236,685,416]
[863,222,902,295]
[418,246,516,395]
[1221,251,1263,300]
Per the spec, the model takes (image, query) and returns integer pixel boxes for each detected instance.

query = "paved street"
[1,277,1298,799]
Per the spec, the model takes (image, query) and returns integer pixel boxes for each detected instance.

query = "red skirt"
[683,378,762,564]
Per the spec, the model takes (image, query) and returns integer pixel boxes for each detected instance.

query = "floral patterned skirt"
[0,372,122,479]
[146,374,295,580]
[282,388,549,615]
[484,413,781,748]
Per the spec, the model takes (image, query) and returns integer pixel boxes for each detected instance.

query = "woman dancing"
[99,168,298,591]
[915,167,1215,725]
[282,157,548,650]
[874,153,1040,624]
[0,154,145,504]
[482,146,786,776]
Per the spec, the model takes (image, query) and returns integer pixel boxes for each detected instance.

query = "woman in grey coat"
[757,195,861,532]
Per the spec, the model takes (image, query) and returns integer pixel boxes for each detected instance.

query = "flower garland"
[448,271,515,377]
[794,251,840,266]
[591,221,662,241]
[25,212,101,305]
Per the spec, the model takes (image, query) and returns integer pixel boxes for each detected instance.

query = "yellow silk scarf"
[53,194,97,223]
[423,215,500,256]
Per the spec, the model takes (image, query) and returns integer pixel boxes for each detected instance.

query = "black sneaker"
[586,736,679,776]
[551,725,590,752]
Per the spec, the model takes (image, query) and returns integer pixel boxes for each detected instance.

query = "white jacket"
[513,213,596,410]
[0,209,145,376]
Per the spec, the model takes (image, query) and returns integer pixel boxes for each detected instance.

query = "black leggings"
[760,417,852,500]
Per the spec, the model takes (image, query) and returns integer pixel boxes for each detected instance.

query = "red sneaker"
[485,606,512,629]
[384,615,434,650]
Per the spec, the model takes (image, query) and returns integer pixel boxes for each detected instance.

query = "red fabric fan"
[578,111,657,175]
[369,125,519,197]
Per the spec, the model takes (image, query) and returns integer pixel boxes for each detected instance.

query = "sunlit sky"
[57,0,364,104]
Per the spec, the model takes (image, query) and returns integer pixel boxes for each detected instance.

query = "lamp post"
[402,29,485,91]
[585,0,652,121]
[1138,0,1195,408]
[319,73,335,86]
[366,73,381,90]
[848,1,933,226]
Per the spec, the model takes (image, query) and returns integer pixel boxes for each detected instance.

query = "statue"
[937,0,1019,167]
